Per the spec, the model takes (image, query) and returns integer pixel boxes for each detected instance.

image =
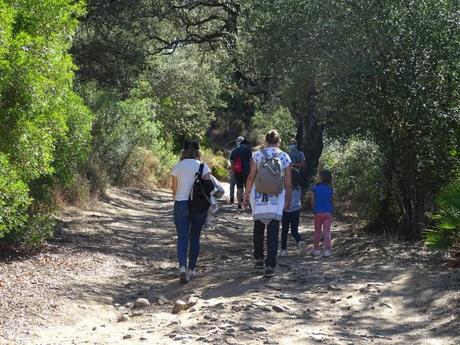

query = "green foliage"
[238,0,460,238]
[320,139,384,217]
[249,106,296,146]
[0,0,92,248]
[0,155,31,239]
[140,49,223,142]
[426,176,460,249]
[314,0,460,238]
[201,148,229,181]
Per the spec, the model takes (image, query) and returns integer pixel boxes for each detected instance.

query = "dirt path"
[1,188,459,345]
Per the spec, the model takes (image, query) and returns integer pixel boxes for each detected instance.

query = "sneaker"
[296,241,306,253]
[230,197,234,204]
[264,267,275,278]
[322,249,331,258]
[237,204,242,209]
[186,268,196,281]
[179,266,187,284]
[312,249,321,257]
[254,259,264,269]
[279,249,288,257]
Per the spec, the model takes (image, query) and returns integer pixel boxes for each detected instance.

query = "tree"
[315,0,460,239]
[72,0,240,92]
[0,0,92,246]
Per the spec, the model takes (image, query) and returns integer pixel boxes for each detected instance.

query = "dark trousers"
[281,210,302,250]
[253,220,279,268]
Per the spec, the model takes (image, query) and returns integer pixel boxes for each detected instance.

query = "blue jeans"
[174,201,207,270]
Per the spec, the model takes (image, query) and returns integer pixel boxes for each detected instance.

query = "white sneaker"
[279,249,288,257]
[322,250,331,258]
[186,268,196,281]
[296,241,306,253]
[312,249,321,257]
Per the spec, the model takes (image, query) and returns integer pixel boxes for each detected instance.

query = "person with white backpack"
[243,130,293,278]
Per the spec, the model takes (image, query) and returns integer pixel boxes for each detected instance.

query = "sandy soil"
[0,187,459,345]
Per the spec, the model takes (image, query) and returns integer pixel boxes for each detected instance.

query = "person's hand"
[243,193,250,208]
[284,201,291,211]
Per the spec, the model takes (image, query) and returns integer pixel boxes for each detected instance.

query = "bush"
[0,1,91,250]
[120,147,173,189]
[319,138,384,217]
[425,176,460,250]
[0,155,31,240]
[201,148,229,181]
[249,106,297,147]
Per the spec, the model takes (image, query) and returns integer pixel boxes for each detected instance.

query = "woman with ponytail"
[171,140,211,283]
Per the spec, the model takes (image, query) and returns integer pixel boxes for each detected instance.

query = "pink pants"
[314,213,332,250]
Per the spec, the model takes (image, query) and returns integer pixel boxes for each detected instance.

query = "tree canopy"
[0,0,459,249]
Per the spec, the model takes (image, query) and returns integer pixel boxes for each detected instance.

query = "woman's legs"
[253,221,265,261]
[266,220,280,268]
[188,211,208,270]
[174,201,190,268]
[281,211,290,250]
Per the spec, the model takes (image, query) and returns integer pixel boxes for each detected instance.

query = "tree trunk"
[291,80,324,187]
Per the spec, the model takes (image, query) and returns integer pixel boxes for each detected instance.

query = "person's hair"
[241,139,249,146]
[265,129,281,146]
[180,140,201,160]
[319,169,332,185]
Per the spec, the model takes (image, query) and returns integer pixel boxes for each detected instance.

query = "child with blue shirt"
[309,169,334,258]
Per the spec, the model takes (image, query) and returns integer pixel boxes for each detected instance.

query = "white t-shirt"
[172,159,211,201]
[250,147,291,222]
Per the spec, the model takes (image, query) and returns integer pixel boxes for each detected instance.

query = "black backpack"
[189,163,214,214]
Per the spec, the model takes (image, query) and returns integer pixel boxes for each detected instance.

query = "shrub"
[0,155,31,240]
[249,106,297,147]
[425,176,460,250]
[201,148,229,181]
[319,138,384,217]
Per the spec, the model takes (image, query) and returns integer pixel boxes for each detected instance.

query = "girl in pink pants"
[309,170,334,258]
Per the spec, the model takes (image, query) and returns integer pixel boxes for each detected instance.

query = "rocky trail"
[1,188,459,345]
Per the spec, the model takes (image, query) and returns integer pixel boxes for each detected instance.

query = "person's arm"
[308,191,315,211]
[171,175,177,199]
[284,165,293,210]
[243,159,257,207]
[291,158,306,169]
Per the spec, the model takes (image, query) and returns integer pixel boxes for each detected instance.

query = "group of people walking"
[171,130,334,282]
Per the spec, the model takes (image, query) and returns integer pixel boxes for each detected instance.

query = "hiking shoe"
[254,259,264,269]
[322,249,331,258]
[312,249,321,257]
[186,268,196,281]
[296,241,306,253]
[264,267,275,278]
[179,266,188,284]
[279,249,288,257]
